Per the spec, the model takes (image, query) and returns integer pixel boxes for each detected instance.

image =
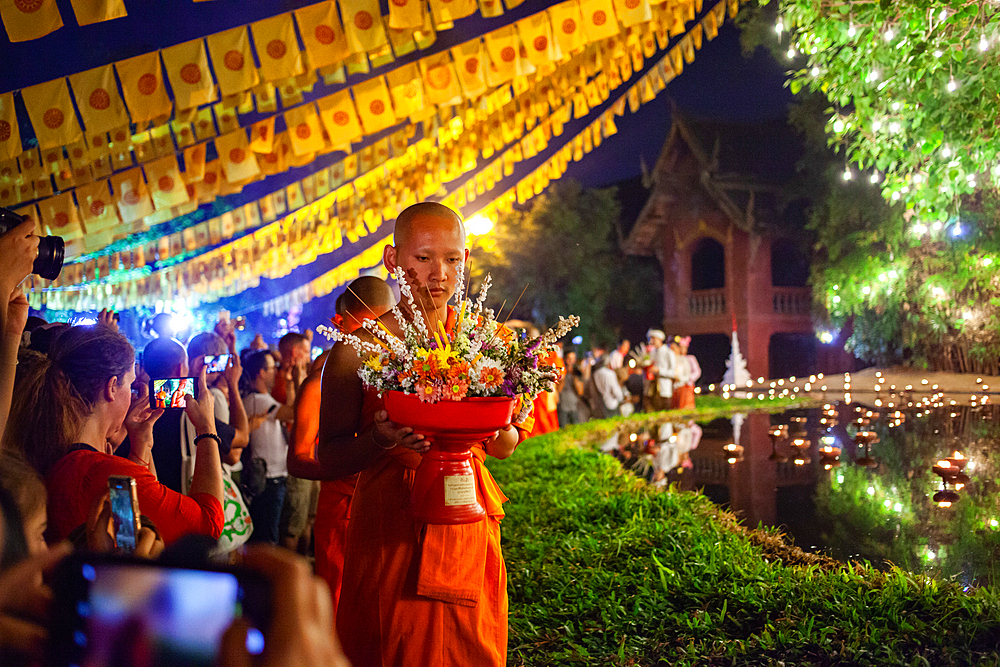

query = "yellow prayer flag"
[418,52,462,106]
[0,0,62,42]
[612,0,650,27]
[483,25,519,86]
[451,40,487,99]
[251,13,303,83]
[115,52,173,125]
[111,167,154,223]
[0,93,22,161]
[68,0,125,26]
[386,64,426,120]
[478,0,503,18]
[294,1,350,69]
[517,12,559,67]
[161,38,217,110]
[258,131,286,175]
[21,78,82,150]
[144,154,188,210]
[428,0,476,23]
[39,191,83,239]
[213,103,240,135]
[249,117,275,153]
[68,64,129,136]
[580,0,620,41]
[194,159,221,201]
[206,26,260,97]
[387,0,424,29]
[352,77,397,135]
[702,9,718,40]
[182,142,207,182]
[17,148,43,181]
[548,1,585,54]
[193,107,217,141]
[316,90,364,146]
[284,103,326,156]
[215,129,260,183]
[75,179,119,232]
[340,0,387,53]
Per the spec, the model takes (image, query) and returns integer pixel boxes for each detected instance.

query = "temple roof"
[624,112,806,256]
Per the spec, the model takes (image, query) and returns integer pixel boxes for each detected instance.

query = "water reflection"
[632,403,1000,587]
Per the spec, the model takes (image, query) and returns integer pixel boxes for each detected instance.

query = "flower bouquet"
[320,269,578,524]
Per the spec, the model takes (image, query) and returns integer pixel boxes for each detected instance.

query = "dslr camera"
[0,206,65,280]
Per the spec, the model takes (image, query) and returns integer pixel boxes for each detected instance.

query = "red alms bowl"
[383,391,516,450]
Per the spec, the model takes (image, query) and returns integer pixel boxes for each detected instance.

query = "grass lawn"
[492,398,1000,666]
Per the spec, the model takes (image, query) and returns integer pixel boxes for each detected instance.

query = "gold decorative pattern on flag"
[579,0,620,42]
[387,0,424,29]
[68,65,129,136]
[161,38,218,111]
[0,0,62,42]
[115,52,173,126]
[483,24,519,85]
[517,12,559,68]
[340,0,388,54]
[548,1,585,54]
[215,129,260,183]
[352,76,397,135]
[206,26,260,97]
[0,93,22,161]
[294,2,350,70]
[68,0,126,26]
[20,78,83,150]
[251,13,304,83]
[317,90,364,147]
[144,154,189,210]
[284,103,326,156]
[386,64,427,120]
[418,52,462,106]
[451,40,487,99]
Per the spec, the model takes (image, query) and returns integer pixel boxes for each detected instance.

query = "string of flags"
[21,0,740,317]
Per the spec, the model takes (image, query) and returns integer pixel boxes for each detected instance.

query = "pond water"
[653,402,1000,588]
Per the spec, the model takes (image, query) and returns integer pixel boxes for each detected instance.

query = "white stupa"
[723,322,750,395]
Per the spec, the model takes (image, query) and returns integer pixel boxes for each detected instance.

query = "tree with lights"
[473,180,662,348]
[738,1,1000,374]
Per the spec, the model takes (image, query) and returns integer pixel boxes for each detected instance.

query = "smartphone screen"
[204,354,231,374]
[107,476,140,554]
[50,556,270,667]
[149,377,197,409]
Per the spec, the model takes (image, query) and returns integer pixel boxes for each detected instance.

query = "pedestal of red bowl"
[383,391,516,525]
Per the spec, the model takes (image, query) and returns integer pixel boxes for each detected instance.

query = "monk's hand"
[484,424,518,460]
[372,410,428,453]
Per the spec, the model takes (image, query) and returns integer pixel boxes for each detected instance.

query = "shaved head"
[393,202,465,251]
[342,276,396,322]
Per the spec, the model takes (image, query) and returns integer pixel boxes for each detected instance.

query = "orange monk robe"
[529,352,563,436]
[337,389,533,667]
[291,372,357,616]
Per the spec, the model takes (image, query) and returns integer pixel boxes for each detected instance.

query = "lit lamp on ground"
[854,430,879,467]
[768,425,788,462]
[819,436,841,470]
[790,434,811,466]
[723,443,744,464]
[932,458,970,488]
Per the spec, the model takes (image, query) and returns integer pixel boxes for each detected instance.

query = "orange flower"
[480,366,504,389]
[444,379,469,400]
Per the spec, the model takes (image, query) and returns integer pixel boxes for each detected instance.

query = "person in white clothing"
[593,357,625,418]
[647,329,676,412]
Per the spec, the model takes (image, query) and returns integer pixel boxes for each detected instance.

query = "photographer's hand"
[218,544,349,667]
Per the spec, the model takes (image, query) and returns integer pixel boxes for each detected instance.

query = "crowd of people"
[540,329,702,434]
[0,202,704,666]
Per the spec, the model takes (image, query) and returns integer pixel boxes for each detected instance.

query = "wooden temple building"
[624,113,852,381]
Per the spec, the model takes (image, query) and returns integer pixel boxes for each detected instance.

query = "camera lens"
[33,235,65,281]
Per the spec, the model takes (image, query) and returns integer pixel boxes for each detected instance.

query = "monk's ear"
[464,248,469,263]
[383,244,398,274]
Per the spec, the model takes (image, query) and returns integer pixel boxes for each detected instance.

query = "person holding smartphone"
[4,326,225,546]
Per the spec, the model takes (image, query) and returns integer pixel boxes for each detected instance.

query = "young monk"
[287,276,395,618]
[318,202,531,667]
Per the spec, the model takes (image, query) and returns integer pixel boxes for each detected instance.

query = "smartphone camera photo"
[203,354,231,374]
[49,556,271,667]
[107,476,140,554]
[150,377,196,409]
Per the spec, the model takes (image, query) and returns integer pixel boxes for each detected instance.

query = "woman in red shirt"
[5,326,224,545]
